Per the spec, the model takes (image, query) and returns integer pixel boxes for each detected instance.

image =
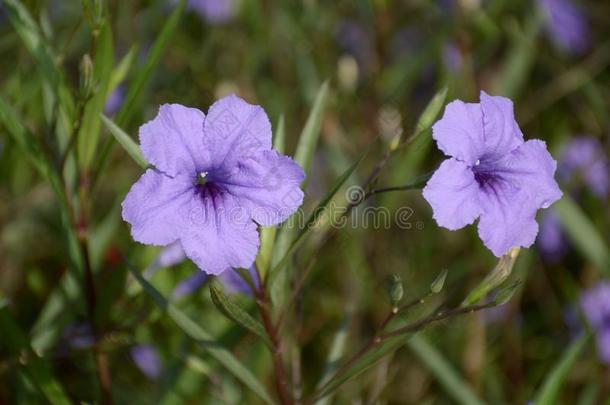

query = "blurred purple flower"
[187,0,236,24]
[131,344,163,380]
[172,265,258,298]
[558,136,609,199]
[121,95,305,275]
[423,91,562,257]
[538,0,590,55]
[580,282,610,363]
[62,324,95,349]
[537,210,569,261]
[104,86,125,115]
[442,43,463,73]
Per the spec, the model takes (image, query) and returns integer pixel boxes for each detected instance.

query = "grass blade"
[127,264,275,404]
[554,196,610,275]
[294,80,329,175]
[0,301,72,405]
[408,335,486,405]
[533,333,590,405]
[100,114,148,169]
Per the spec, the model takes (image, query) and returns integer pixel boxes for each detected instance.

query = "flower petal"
[139,104,206,176]
[422,158,482,230]
[480,91,524,160]
[180,188,259,275]
[477,185,539,257]
[219,150,305,226]
[492,140,563,209]
[201,94,272,170]
[432,99,484,165]
[122,170,194,246]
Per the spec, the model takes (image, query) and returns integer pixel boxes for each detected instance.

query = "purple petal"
[559,137,609,199]
[432,99,485,165]
[201,94,272,170]
[139,104,206,176]
[596,329,610,364]
[122,170,194,246]
[218,266,259,294]
[172,271,208,298]
[537,209,568,261]
[180,189,259,275]
[422,158,482,230]
[479,91,524,160]
[580,282,610,330]
[477,187,540,257]
[188,0,236,24]
[491,140,563,209]
[131,344,162,380]
[219,150,305,226]
[157,241,188,267]
[104,85,124,115]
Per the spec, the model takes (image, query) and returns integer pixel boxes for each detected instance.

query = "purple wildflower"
[122,95,305,275]
[537,210,569,261]
[187,0,236,24]
[538,0,590,55]
[423,91,562,257]
[130,344,163,380]
[172,265,258,298]
[558,137,609,199]
[104,85,125,115]
[580,282,610,363]
[442,43,463,73]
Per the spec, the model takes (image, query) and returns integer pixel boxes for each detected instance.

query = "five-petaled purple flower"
[423,91,562,257]
[122,95,305,275]
[580,282,610,364]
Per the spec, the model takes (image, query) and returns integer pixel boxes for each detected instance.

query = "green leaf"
[0,301,72,405]
[533,333,590,405]
[100,114,149,169]
[108,45,138,93]
[554,196,610,275]
[294,80,329,174]
[463,247,520,306]
[127,264,275,405]
[430,269,448,294]
[78,20,115,168]
[209,281,272,348]
[273,114,286,152]
[408,335,486,405]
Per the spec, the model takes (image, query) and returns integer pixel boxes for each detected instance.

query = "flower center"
[196,171,209,186]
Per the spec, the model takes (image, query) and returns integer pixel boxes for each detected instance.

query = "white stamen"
[475,159,480,166]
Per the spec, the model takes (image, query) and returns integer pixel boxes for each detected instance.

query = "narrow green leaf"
[115,0,186,126]
[108,45,138,93]
[463,247,520,306]
[430,269,448,294]
[127,265,275,405]
[414,85,448,137]
[273,114,286,152]
[78,21,115,168]
[408,335,486,405]
[0,301,72,405]
[294,80,329,174]
[554,196,610,275]
[100,114,148,169]
[533,333,590,405]
[209,281,272,348]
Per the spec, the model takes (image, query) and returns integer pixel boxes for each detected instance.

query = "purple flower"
[130,344,163,380]
[538,0,590,55]
[187,0,236,24]
[104,85,125,115]
[122,95,305,275]
[558,137,609,199]
[171,263,257,298]
[442,43,463,73]
[537,209,569,261]
[580,282,610,363]
[423,91,562,257]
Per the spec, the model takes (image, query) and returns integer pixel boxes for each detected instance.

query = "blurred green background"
[0,0,609,403]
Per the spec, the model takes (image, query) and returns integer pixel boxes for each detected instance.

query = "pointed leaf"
[294,80,329,174]
[100,114,148,169]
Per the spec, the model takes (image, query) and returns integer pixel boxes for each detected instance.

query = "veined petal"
[180,188,259,275]
[139,104,206,176]
[477,185,539,257]
[122,170,194,246]
[422,158,482,230]
[219,150,305,226]
[480,91,524,160]
[432,100,485,165]
[492,140,563,209]
[202,94,272,170]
